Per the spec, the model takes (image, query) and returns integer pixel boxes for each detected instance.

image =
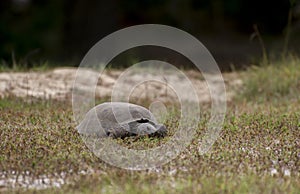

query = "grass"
[1,98,299,193]
[0,61,74,72]
[237,55,300,103]
[0,57,300,193]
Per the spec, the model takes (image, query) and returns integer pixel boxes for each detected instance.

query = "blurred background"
[1,0,300,70]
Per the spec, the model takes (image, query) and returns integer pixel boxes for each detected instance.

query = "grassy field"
[0,58,300,193]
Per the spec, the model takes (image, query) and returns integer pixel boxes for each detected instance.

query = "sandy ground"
[0,67,242,103]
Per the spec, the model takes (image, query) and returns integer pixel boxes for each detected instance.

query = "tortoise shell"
[77,102,167,138]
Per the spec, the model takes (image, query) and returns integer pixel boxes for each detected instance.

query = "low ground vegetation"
[0,57,299,193]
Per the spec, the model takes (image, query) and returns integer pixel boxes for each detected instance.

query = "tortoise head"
[126,118,167,137]
[137,123,157,135]
[137,123,167,137]
[153,124,167,137]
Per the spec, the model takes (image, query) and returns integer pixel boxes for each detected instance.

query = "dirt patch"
[0,67,242,103]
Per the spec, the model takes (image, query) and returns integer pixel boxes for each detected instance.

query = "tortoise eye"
[136,118,149,123]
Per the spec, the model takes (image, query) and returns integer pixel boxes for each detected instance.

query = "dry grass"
[1,57,300,193]
[0,97,299,193]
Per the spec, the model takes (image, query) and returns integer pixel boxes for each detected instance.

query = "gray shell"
[77,102,167,138]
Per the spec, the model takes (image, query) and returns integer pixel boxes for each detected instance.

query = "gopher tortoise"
[77,102,167,138]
